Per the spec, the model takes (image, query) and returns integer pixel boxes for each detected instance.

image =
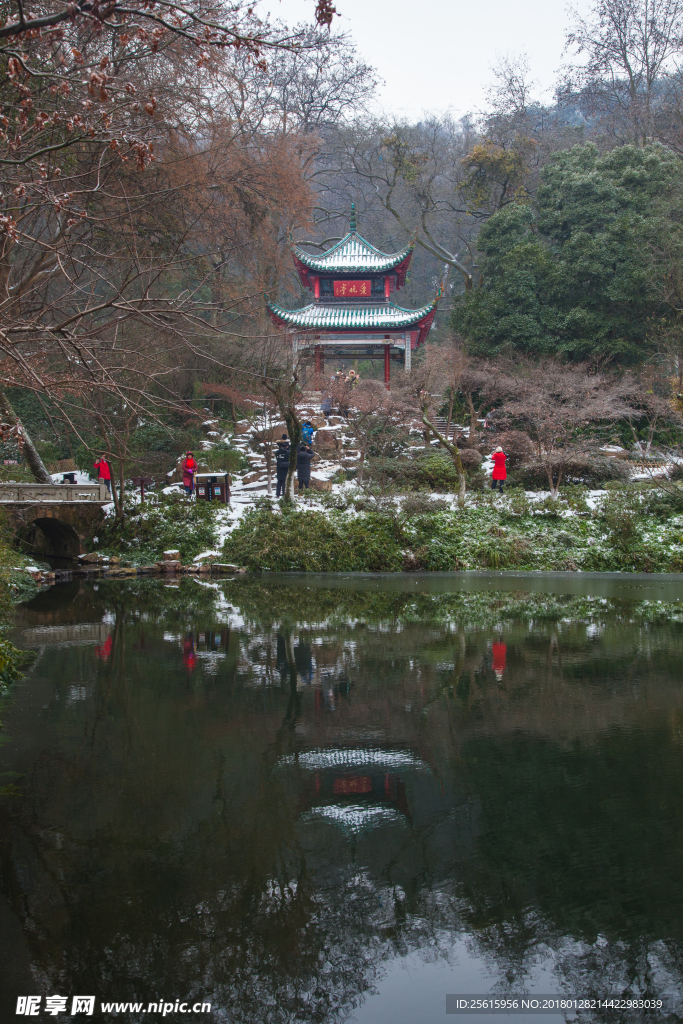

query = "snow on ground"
[51,470,94,484]
[95,398,683,558]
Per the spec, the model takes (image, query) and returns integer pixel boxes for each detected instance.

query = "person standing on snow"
[93,456,112,496]
[296,443,314,491]
[301,421,315,445]
[490,446,507,493]
[182,451,197,496]
[275,434,290,498]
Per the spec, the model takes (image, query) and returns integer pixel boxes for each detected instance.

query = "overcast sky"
[258,0,593,118]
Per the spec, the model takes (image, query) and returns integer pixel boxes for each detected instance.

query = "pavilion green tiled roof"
[292,232,413,274]
[267,299,436,331]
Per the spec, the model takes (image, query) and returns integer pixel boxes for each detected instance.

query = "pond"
[1,572,683,1023]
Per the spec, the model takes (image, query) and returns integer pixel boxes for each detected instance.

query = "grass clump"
[97,493,222,563]
[221,483,683,575]
[222,503,405,572]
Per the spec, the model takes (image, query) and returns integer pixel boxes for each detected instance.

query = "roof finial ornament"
[350,202,356,233]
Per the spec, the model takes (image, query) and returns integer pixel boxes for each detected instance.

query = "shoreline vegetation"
[10,477,683,580]
[2,477,682,709]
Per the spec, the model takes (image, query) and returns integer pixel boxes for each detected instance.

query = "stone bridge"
[0,482,109,559]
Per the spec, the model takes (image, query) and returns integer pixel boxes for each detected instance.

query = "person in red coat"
[182,451,197,496]
[492,640,507,681]
[93,457,111,496]
[490,446,507,493]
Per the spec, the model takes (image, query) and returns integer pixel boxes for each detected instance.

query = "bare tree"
[618,367,682,453]
[216,27,378,135]
[327,378,410,485]
[497,360,638,497]
[0,0,332,479]
[563,0,683,145]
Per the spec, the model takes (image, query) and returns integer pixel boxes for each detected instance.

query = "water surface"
[1,573,683,1023]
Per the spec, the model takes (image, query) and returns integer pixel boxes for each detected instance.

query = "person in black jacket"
[296,443,314,491]
[275,434,290,497]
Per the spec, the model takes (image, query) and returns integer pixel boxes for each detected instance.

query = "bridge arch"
[16,516,81,560]
[6,502,105,561]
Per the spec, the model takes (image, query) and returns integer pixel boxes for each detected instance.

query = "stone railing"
[0,482,109,502]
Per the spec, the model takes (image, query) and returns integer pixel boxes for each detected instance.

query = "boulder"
[78,552,102,563]
[599,445,629,459]
[108,555,122,565]
[233,420,251,435]
[241,472,262,485]
[310,477,333,492]
[211,563,240,573]
[315,429,340,449]
[459,448,483,469]
[259,423,287,441]
[163,549,181,560]
[157,560,181,572]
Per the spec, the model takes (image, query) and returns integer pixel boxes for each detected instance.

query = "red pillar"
[384,344,391,390]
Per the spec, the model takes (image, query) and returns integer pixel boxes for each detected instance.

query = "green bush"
[399,452,461,491]
[36,441,62,465]
[204,445,247,473]
[0,635,27,693]
[98,493,220,563]
[222,504,404,572]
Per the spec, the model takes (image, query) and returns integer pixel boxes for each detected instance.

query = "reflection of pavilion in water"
[276,632,440,839]
[276,742,480,885]
[284,747,419,836]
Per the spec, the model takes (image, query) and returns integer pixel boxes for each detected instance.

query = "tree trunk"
[465,393,477,448]
[629,422,644,455]
[119,461,125,513]
[0,390,51,482]
[283,407,302,504]
[265,446,273,495]
[356,445,368,484]
[107,460,125,521]
[446,392,455,442]
[422,409,467,508]
[548,466,563,499]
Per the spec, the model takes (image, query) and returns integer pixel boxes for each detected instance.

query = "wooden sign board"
[333,280,371,298]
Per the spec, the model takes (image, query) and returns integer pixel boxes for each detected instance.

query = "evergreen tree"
[451,143,682,363]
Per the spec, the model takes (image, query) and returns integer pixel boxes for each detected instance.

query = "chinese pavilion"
[267,206,442,388]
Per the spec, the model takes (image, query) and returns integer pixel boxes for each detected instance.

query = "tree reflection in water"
[1,576,683,1022]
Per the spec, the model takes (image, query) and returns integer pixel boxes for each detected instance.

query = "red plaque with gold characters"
[334,280,371,298]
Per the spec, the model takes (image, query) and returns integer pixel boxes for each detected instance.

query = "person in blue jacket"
[301,421,315,445]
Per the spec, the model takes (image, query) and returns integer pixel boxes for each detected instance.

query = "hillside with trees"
[1,0,683,576]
